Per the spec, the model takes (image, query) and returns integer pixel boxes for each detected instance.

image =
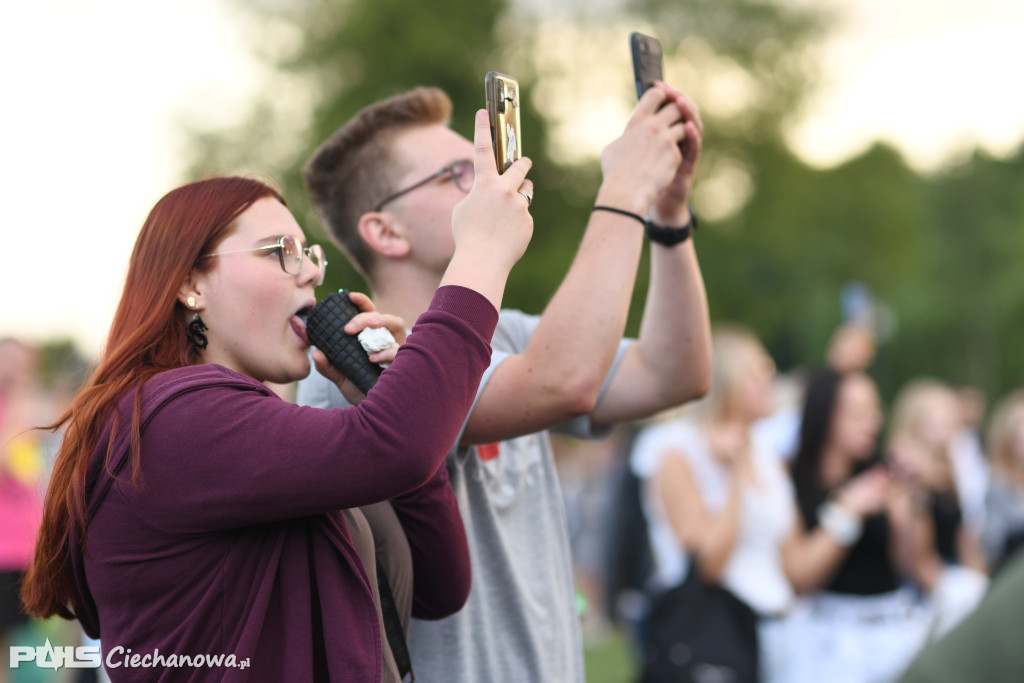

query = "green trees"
[183,0,1024,400]
[893,147,1024,397]
[185,0,513,295]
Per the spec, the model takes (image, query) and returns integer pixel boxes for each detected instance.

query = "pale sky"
[1,0,262,354]
[790,0,1024,169]
[2,0,1023,357]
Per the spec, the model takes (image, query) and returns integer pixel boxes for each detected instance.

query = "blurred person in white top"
[631,325,795,681]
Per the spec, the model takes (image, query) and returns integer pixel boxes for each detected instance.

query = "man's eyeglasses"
[374,160,474,211]
[206,235,328,286]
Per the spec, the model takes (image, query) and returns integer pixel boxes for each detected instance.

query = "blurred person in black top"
[781,368,938,683]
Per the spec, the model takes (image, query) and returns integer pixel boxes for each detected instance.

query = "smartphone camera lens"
[496,81,506,113]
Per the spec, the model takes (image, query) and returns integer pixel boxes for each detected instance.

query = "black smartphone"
[484,72,522,173]
[630,32,663,100]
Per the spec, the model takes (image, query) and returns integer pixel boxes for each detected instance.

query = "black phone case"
[630,32,664,100]
[304,290,381,395]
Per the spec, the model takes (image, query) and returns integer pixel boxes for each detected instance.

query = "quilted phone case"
[303,290,381,394]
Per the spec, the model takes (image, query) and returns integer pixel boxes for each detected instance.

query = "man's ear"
[358,212,411,259]
[177,272,205,311]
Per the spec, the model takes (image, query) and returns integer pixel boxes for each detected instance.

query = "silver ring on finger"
[518,190,533,206]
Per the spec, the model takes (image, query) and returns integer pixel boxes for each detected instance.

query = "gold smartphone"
[484,72,522,173]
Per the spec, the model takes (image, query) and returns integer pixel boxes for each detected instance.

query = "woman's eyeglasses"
[206,235,328,286]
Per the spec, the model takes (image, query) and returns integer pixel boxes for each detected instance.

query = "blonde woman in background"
[981,391,1024,573]
[887,379,988,639]
[630,325,795,682]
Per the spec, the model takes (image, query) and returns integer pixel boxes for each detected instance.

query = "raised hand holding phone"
[628,32,704,226]
[650,82,703,226]
[599,85,687,215]
[440,108,534,311]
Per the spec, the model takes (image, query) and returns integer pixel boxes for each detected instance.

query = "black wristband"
[645,206,697,247]
[592,204,697,246]
[591,205,645,227]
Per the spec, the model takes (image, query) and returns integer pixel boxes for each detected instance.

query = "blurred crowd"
[7,314,1024,683]
[7,313,1024,682]
[558,321,1024,682]
[1,340,57,683]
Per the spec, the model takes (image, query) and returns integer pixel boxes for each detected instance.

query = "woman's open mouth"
[291,303,314,347]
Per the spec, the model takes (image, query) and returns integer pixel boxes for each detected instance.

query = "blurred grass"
[584,628,636,683]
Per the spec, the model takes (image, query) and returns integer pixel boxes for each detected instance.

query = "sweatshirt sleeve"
[388,461,471,619]
[121,286,497,534]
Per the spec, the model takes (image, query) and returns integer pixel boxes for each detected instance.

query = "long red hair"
[22,177,285,619]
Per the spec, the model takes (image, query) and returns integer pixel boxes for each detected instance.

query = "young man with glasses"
[297,83,711,682]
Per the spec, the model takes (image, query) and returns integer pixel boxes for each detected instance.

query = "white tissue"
[357,327,397,368]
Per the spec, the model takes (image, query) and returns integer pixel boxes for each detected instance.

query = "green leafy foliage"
[883,145,1024,398]
[181,0,1024,405]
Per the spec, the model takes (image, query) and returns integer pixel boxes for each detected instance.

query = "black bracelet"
[591,204,697,247]
[591,205,646,227]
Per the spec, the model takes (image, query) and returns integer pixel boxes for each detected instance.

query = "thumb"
[473,109,498,180]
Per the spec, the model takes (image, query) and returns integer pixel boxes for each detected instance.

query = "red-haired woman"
[22,112,534,681]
